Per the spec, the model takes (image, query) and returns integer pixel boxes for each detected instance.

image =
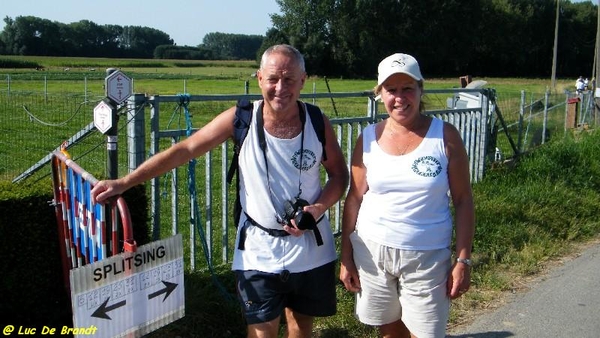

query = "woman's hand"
[447,262,472,299]
[340,256,361,293]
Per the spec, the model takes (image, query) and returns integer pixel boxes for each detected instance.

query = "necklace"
[385,117,424,155]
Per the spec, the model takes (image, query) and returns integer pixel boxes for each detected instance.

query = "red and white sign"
[105,71,132,105]
[93,101,113,134]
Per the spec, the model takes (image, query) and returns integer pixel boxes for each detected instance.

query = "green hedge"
[0,180,71,327]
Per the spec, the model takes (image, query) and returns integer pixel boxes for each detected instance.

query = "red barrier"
[50,151,137,293]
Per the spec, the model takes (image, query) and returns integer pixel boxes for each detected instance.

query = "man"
[91,44,348,338]
[576,76,585,94]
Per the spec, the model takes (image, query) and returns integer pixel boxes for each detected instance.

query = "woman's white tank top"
[356,117,453,250]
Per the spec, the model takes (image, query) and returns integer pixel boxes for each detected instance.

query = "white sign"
[70,234,185,338]
[105,71,132,105]
[93,101,113,134]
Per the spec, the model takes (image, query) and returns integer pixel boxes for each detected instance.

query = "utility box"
[566,97,579,129]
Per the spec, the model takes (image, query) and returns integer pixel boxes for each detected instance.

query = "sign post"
[100,69,132,179]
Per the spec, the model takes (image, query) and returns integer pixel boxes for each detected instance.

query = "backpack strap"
[227,99,253,228]
[304,102,327,161]
[226,99,253,184]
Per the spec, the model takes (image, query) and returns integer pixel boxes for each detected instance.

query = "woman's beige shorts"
[350,231,451,338]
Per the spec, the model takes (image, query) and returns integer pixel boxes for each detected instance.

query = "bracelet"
[456,257,472,267]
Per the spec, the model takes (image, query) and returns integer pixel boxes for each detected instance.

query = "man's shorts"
[350,231,451,338]
[235,260,337,325]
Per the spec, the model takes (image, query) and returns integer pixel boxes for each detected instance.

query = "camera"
[279,198,316,230]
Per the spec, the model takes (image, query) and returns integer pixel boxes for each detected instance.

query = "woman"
[339,53,475,338]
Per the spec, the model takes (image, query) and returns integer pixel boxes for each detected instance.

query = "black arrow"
[91,297,126,320]
[148,281,178,302]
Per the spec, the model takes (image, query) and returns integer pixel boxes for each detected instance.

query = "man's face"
[257,52,306,114]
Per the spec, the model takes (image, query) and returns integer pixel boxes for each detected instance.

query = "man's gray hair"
[260,44,305,73]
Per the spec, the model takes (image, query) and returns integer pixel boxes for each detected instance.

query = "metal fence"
[492,89,598,160]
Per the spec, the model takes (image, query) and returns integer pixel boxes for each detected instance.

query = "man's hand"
[90,179,124,204]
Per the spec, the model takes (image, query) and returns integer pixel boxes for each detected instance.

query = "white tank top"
[231,100,337,273]
[356,117,452,250]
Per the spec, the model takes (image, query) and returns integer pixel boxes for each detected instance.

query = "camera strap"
[256,102,306,218]
[238,212,325,250]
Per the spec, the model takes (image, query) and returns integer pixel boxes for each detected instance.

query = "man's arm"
[91,106,237,203]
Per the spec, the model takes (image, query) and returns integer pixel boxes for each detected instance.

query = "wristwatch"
[456,257,473,267]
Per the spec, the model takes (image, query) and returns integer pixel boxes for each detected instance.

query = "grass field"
[2,55,597,337]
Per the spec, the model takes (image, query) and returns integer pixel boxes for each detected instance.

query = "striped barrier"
[51,150,137,292]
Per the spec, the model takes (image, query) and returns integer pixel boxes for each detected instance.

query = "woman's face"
[380,73,422,121]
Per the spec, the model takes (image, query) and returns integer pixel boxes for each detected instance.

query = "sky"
[1,0,281,47]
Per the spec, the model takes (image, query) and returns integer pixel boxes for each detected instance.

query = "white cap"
[377,53,423,85]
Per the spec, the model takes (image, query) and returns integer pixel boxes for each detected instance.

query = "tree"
[0,15,174,59]
[271,0,335,75]
[257,28,289,63]
[269,0,597,79]
[120,26,174,58]
[1,17,18,54]
[0,16,63,56]
[68,20,108,57]
[202,32,264,60]
[327,0,409,78]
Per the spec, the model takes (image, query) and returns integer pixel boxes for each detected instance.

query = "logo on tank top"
[292,149,317,171]
[412,156,442,177]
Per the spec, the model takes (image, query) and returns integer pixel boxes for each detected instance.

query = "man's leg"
[283,308,313,338]
[235,270,286,338]
[247,317,281,338]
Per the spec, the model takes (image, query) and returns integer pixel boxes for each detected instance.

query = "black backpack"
[226,99,327,227]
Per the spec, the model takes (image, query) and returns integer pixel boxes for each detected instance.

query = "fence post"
[368,96,377,122]
[518,91,525,153]
[127,94,147,172]
[106,119,119,179]
[543,90,549,144]
[150,95,161,240]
